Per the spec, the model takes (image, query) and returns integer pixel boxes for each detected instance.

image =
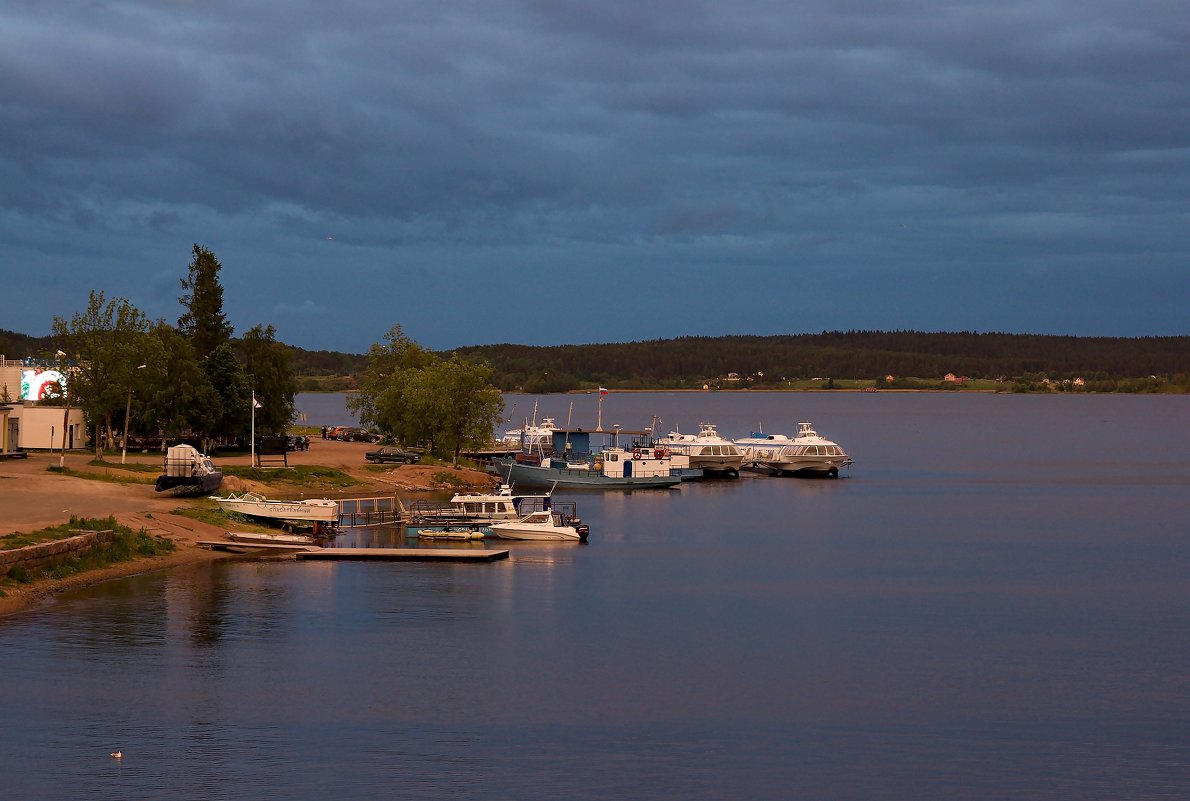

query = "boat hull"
[498,460,680,489]
[489,524,585,541]
[213,494,339,522]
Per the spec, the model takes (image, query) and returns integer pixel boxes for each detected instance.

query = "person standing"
[321,425,327,440]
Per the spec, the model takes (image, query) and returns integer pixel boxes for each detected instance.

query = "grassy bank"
[0,515,176,590]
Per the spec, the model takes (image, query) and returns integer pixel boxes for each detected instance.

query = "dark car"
[365,446,422,464]
[342,427,382,443]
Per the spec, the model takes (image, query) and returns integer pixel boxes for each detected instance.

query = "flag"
[599,387,608,396]
[252,394,262,409]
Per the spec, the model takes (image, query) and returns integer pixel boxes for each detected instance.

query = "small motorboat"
[489,503,589,542]
[212,492,339,522]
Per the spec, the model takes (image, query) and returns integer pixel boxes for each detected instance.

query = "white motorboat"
[735,421,854,478]
[407,484,552,530]
[498,417,560,451]
[212,492,340,522]
[489,502,590,542]
[652,422,744,477]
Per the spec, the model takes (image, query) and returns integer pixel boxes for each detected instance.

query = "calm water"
[3,392,1189,800]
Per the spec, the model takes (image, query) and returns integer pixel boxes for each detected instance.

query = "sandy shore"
[0,438,496,618]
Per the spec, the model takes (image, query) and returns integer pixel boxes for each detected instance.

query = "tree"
[51,292,151,457]
[140,323,219,446]
[348,325,437,444]
[178,244,233,360]
[203,342,251,440]
[350,326,503,461]
[416,356,504,467]
[237,324,297,434]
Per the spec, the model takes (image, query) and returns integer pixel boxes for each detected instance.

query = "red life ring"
[654,448,665,459]
[632,448,642,460]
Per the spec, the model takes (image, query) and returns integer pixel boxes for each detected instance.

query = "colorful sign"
[20,369,66,401]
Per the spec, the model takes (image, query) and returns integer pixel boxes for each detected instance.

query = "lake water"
[3,392,1189,800]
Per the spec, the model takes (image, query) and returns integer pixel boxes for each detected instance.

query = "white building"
[0,356,86,453]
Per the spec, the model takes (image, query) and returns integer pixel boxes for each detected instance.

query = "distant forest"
[6,329,1188,393]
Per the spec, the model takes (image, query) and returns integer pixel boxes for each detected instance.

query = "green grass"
[45,465,157,485]
[87,458,160,474]
[221,464,360,488]
[168,504,274,532]
[1,515,175,586]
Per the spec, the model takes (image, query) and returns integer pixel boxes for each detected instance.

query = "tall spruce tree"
[238,324,297,434]
[178,244,233,360]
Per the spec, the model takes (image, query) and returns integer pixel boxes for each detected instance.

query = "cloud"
[1,0,1187,350]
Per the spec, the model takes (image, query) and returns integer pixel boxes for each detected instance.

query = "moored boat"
[212,492,340,522]
[497,446,681,489]
[489,502,590,541]
[652,422,743,478]
[406,484,552,532]
[735,421,854,478]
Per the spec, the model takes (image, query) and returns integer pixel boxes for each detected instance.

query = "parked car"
[365,446,422,464]
[342,428,382,443]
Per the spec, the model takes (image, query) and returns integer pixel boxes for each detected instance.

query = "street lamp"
[121,364,148,464]
[55,351,69,469]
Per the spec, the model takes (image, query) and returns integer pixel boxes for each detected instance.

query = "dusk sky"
[3,0,1187,353]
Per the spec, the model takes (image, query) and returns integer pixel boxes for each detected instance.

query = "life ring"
[654,448,666,459]
[632,449,642,460]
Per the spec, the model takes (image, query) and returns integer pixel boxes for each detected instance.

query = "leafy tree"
[51,292,151,457]
[348,325,437,443]
[203,342,252,440]
[237,324,297,434]
[350,327,502,459]
[141,323,219,446]
[177,244,233,360]
[416,356,504,466]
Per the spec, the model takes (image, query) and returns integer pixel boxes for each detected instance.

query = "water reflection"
[2,393,1189,800]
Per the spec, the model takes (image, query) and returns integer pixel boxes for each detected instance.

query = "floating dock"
[199,541,508,562]
[297,547,509,563]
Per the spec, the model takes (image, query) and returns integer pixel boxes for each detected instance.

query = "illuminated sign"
[20,369,66,401]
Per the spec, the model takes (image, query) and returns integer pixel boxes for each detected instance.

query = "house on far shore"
[943,373,966,385]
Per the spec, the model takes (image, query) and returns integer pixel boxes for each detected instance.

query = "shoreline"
[0,439,495,619]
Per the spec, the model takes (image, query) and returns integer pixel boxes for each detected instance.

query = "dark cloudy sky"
[3,0,1187,352]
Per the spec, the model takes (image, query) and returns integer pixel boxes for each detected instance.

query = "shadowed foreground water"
[2,393,1189,800]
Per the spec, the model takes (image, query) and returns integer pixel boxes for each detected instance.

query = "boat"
[415,527,486,541]
[227,531,319,546]
[498,416,560,451]
[489,502,590,542]
[154,444,223,494]
[735,421,854,478]
[652,422,744,478]
[405,484,552,534]
[497,446,681,489]
[212,492,340,522]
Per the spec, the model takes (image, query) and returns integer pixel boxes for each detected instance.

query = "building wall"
[0,357,86,450]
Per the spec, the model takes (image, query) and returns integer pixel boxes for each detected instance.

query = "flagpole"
[597,394,603,431]
[251,391,256,465]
